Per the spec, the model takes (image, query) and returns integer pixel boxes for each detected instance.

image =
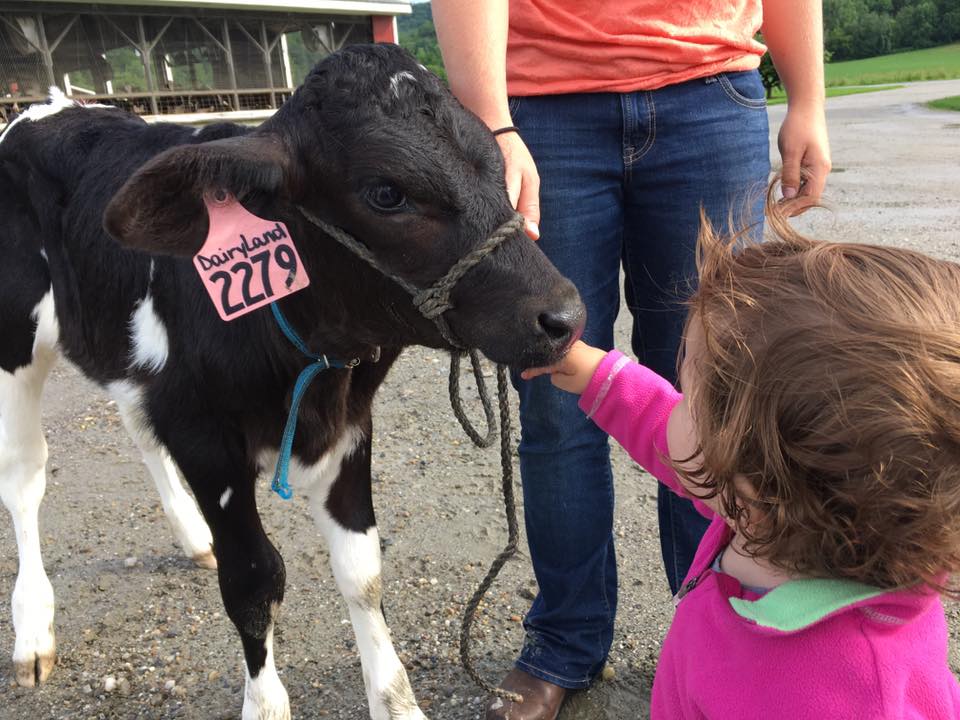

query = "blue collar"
[269,303,357,499]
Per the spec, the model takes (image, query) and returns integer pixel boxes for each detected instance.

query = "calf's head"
[105,44,584,368]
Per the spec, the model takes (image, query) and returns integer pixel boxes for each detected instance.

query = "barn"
[0,0,412,124]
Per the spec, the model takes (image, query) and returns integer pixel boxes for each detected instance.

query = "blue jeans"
[509,71,770,689]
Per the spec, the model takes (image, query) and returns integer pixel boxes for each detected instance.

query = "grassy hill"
[825,43,960,86]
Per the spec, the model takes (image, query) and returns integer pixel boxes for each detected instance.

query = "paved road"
[770,79,960,259]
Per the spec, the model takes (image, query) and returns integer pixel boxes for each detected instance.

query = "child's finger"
[520,366,554,380]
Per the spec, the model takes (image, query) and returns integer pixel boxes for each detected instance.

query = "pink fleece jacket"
[579,350,960,719]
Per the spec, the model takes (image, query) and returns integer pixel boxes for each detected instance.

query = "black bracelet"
[492,125,520,137]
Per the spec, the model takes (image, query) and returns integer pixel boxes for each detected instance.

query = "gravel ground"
[1,79,959,720]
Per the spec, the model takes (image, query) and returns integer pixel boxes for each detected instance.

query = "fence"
[0,2,374,123]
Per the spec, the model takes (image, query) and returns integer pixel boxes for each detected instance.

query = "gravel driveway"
[1,79,958,720]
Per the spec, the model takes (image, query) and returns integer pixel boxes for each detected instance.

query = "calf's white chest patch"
[129,295,169,373]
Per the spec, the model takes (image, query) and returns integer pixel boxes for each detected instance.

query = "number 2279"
[209,245,298,317]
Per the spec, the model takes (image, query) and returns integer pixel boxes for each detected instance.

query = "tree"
[758,51,782,99]
[823,0,959,60]
[398,4,446,81]
[893,1,939,50]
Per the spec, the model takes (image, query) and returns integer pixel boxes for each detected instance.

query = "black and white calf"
[0,44,584,719]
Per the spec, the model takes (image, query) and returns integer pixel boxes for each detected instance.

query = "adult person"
[432,2,831,718]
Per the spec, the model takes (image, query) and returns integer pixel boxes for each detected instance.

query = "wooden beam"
[371,14,397,44]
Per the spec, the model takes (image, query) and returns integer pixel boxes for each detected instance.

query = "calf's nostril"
[537,310,578,343]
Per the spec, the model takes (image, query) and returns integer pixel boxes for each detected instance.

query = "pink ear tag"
[194,194,310,321]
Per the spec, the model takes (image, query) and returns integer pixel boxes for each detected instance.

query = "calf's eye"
[364,183,408,213]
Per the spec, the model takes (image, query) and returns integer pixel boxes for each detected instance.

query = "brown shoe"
[484,668,567,720]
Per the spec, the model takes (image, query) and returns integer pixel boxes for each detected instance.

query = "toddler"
[523,207,960,718]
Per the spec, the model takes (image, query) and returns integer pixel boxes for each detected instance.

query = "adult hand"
[777,102,831,215]
[496,131,541,240]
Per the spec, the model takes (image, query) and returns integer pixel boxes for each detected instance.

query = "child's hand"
[520,340,608,395]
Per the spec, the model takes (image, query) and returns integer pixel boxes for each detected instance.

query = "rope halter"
[297,206,525,348]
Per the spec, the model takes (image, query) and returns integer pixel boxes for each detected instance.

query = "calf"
[0,44,584,719]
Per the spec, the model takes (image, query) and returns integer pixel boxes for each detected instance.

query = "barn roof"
[28,0,412,15]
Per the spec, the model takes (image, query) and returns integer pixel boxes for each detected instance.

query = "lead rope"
[269,302,358,500]
[450,354,525,705]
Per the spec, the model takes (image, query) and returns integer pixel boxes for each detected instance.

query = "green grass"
[927,95,960,111]
[767,84,905,105]
[824,43,960,87]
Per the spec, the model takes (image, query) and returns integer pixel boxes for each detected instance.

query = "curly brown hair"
[679,191,960,595]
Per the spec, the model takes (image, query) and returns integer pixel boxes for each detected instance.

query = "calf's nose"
[536,299,586,350]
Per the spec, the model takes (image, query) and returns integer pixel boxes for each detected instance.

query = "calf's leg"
[164,429,290,720]
[0,291,58,686]
[306,426,426,720]
[109,381,216,569]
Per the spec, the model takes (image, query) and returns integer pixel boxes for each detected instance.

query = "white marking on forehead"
[39,249,47,262]
[219,487,233,509]
[389,71,416,100]
[129,294,169,373]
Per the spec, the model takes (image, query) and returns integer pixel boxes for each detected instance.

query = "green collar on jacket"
[729,578,886,632]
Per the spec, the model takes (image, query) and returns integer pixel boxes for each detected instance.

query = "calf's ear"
[104,133,293,256]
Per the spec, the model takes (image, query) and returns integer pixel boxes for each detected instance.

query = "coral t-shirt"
[506,0,767,95]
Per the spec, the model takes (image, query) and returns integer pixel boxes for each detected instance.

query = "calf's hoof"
[192,548,218,570]
[242,671,290,720]
[393,709,427,720]
[14,647,56,687]
[241,695,290,720]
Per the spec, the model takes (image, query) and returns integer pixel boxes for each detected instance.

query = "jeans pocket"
[716,70,767,110]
